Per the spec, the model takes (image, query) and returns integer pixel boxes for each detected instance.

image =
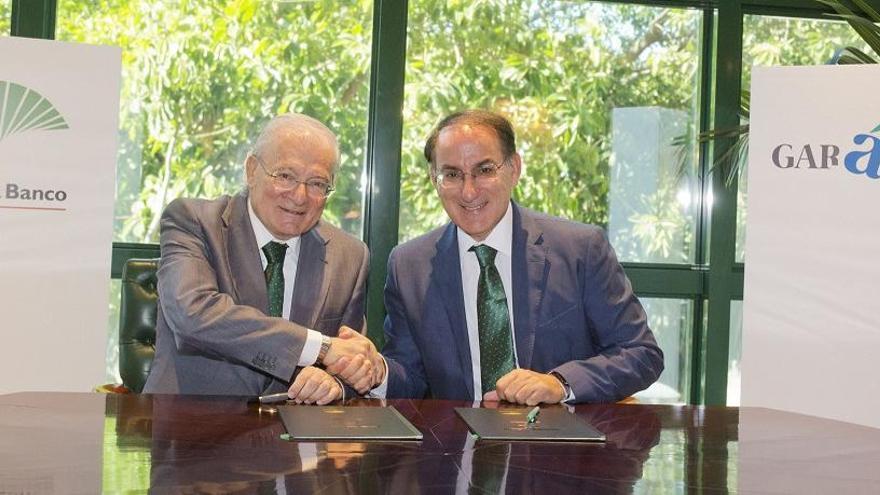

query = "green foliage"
[56,0,373,242]
[0,1,9,35]
[400,2,702,245]
[818,0,880,63]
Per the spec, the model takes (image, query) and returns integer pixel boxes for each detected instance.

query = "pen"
[526,406,540,423]
[257,392,290,404]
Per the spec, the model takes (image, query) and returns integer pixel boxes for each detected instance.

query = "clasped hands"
[286,328,564,406]
[286,326,384,404]
[483,369,567,406]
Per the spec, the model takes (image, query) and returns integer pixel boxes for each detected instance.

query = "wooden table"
[1,392,879,493]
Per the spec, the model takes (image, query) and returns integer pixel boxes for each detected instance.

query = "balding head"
[252,113,341,177]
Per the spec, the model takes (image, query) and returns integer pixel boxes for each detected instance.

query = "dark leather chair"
[119,258,159,393]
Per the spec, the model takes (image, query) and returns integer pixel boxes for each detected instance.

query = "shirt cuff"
[367,356,390,398]
[298,329,323,367]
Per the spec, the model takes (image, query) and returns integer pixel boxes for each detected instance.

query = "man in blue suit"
[347,110,663,404]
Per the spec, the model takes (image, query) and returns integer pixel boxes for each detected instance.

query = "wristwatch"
[317,335,332,363]
[549,371,573,401]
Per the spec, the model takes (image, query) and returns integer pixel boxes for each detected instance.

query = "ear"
[245,155,257,188]
[509,153,523,183]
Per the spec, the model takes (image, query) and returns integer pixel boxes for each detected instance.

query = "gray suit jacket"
[143,192,369,396]
[382,202,663,402]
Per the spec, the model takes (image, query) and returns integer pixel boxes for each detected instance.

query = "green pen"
[526,406,540,423]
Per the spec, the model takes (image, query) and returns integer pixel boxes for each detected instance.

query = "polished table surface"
[2,393,880,494]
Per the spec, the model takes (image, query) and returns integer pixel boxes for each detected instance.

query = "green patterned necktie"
[262,241,288,317]
[469,244,515,395]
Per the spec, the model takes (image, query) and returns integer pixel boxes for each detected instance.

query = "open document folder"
[279,406,423,441]
[456,407,606,442]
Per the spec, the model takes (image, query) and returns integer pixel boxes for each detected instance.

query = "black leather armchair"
[119,258,159,393]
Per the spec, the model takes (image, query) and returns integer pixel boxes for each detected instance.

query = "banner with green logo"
[0,37,121,393]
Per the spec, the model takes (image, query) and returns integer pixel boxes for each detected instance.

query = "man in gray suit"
[340,109,663,405]
[144,113,378,403]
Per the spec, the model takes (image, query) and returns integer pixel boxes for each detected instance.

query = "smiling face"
[432,123,521,241]
[245,126,336,240]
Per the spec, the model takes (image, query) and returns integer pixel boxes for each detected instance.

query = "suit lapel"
[223,193,268,312]
[432,223,474,399]
[290,223,330,331]
[511,204,548,370]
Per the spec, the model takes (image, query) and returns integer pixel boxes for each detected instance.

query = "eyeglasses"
[433,159,511,190]
[252,154,335,198]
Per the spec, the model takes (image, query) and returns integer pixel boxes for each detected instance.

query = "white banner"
[0,37,121,393]
[743,65,880,428]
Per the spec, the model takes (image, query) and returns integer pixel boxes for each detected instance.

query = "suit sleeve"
[341,241,369,333]
[157,199,309,382]
[381,250,430,399]
[551,230,665,402]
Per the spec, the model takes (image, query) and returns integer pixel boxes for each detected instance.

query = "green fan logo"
[0,80,69,143]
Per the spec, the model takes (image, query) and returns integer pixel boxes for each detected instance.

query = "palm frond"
[818,0,880,60]
[851,0,880,22]
[840,46,880,63]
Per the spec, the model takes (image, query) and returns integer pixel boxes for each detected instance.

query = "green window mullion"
[362,0,408,348]
[687,6,717,405]
[703,0,744,406]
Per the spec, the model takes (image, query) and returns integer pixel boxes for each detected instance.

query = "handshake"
[320,326,385,393]
[285,326,383,405]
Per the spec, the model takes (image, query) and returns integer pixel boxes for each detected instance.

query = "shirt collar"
[248,196,301,249]
[457,201,513,258]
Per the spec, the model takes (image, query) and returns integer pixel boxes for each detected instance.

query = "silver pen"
[257,392,290,404]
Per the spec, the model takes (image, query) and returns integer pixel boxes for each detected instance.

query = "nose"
[286,181,310,204]
[460,174,480,201]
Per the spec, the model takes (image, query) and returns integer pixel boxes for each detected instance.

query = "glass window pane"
[738,15,868,262]
[634,298,693,405]
[0,1,9,35]
[106,279,121,384]
[727,300,743,407]
[56,0,373,243]
[400,2,703,264]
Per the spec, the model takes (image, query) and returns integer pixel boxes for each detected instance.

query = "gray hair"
[250,113,341,176]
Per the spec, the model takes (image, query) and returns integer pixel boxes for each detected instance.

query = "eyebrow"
[439,158,495,170]
[272,167,331,180]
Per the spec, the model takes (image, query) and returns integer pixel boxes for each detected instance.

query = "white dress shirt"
[371,204,519,400]
[457,203,519,397]
[248,199,322,367]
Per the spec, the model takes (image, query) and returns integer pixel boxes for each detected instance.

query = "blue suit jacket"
[382,203,663,403]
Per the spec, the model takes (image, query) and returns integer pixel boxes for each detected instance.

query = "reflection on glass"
[400,1,702,265]
[635,298,693,404]
[738,15,869,262]
[56,0,373,243]
[727,300,743,407]
[105,278,121,384]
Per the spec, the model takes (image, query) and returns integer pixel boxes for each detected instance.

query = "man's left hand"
[488,369,566,405]
[288,366,342,405]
